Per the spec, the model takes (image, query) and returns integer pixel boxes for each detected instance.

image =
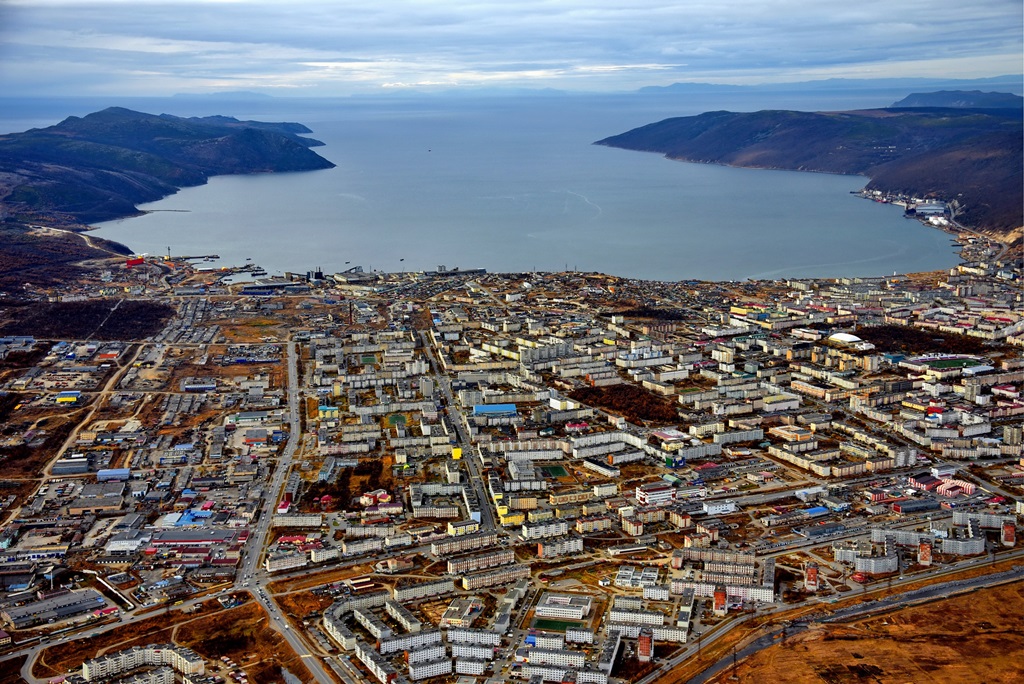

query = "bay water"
[5,93,960,281]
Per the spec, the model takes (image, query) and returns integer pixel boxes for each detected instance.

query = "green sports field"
[532,618,583,631]
[922,358,981,369]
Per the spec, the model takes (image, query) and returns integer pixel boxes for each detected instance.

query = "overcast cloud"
[0,0,1020,96]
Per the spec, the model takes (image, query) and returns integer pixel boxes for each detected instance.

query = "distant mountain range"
[636,75,1023,95]
[596,93,1022,237]
[0,107,335,226]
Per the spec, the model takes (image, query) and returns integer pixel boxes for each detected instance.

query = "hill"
[0,107,336,226]
[596,106,1022,237]
[890,90,1022,109]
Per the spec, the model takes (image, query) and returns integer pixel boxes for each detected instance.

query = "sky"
[0,0,1021,97]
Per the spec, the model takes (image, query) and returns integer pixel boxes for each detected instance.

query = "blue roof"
[472,403,518,416]
[805,506,830,516]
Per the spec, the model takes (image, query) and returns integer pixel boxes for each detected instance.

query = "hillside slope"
[0,107,336,225]
[596,107,1022,236]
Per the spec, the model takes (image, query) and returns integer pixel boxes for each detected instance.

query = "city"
[0,225,1021,684]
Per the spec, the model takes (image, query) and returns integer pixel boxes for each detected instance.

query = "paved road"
[2,340,337,684]
[239,339,335,684]
[420,330,497,533]
[679,555,1024,684]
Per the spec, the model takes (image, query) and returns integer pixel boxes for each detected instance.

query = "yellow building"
[499,511,526,527]
[447,519,480,537]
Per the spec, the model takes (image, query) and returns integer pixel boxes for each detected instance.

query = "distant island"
[0,107,336,227]
[596,93,1023,240]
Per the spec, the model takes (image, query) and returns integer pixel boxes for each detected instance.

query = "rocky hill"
[0,107,336,226]
[596,105,1022,236]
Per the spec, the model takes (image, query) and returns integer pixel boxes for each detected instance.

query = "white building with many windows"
[635,482,676,507]
[534,593,593,620]
[408,658,453,681]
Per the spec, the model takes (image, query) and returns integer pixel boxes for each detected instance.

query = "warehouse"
[2,589,106,629]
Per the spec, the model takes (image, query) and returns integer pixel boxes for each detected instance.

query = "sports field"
[922,357,980,369]
[542,465,569,478]
[533,618,583,631]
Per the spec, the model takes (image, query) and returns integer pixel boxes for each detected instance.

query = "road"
[684,560,1024,684]
[239,339,335,684]
[634,547,1024,684]
[419,330,497,533]
[2,339,337,684]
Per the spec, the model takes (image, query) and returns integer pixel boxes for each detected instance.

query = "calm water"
[7,94,960,281]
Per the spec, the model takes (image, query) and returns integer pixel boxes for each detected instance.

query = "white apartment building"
[565,627,595,644]
[521,520,570,540]
[342,537,384,556]
[310,546,339,563]
[446,547,514,574]
[352,607,392,640]
[526,648,586,668]
[82,645,205,681]
[537,535,583,559]
[378,629,443,656]
[451,642,494,660]
[408,658,453,681]
[446,628,502,646]
[406,643,446,664]
[608,608,665,626]
[384,599,421,633]
[461,564,531,590]
[431,531,498,556]
[392,578,455,602]
[454,658,488,676]
[354,640,396,684]
[264,551,308,573]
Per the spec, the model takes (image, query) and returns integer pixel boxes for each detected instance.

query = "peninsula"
[0,107,336,227]
[596,100,1023,240]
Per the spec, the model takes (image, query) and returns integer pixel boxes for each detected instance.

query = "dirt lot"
[32,599,318,682]
[34,613,177,678]
[0,654,27,684]
[651,560,1024,684]
[176,602,314,683]
[706,580,1024,684]
[275,590,336,620]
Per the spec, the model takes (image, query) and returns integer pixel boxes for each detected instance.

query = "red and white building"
[635,482,676,507]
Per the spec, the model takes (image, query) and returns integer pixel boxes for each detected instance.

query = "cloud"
[0,0,1020,96]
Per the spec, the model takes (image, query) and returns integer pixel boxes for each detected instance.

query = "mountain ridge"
[0,107,335,226]
[596,104,1022,237]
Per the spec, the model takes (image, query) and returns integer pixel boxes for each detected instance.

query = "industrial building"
[2,589,106,629]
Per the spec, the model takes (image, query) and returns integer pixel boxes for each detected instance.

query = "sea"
[1,90,961,281]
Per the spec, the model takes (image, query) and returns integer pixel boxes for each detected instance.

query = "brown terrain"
[651,558,1024,684]
[569,383,679,425]
[176,602,314,683]
[33,601,313,683]
[705,580,1024,684]
[0,655,27,684]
